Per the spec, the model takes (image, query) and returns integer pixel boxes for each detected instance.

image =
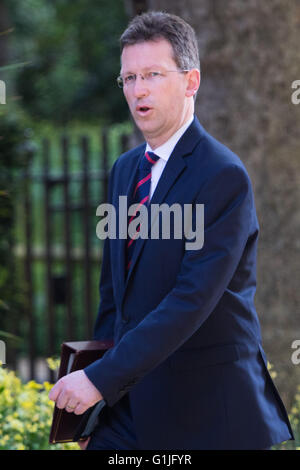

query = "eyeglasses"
[117,70,189,88]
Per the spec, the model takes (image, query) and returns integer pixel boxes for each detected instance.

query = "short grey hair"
[120,11,200,73]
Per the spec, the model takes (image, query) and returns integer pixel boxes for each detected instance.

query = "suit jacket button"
[122,316,129,324]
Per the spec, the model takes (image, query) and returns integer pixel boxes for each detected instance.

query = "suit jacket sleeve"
[85,163,255,406]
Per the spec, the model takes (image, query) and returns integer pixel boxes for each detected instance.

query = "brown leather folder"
[49,340,113,444]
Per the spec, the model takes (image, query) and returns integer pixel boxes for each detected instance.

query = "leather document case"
[49,340,113,444]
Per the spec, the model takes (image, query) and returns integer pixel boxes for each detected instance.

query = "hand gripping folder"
[49,340,113,444]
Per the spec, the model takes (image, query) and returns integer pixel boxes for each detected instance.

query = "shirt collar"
[145,115,194,162]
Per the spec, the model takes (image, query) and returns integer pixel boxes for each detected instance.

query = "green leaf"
[0,61,32,72]
[0,330,22,343]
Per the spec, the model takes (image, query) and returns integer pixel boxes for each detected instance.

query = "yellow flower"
[26,423,38,433]
[25,380,42,391]
[63,442,81,450]
[46,357,60,371]
[15,443,25,450]
[7,418,24,433]
[43,381,53,392]
[3,389,13,404]
[0,435,9,444]
[22,401,33,410]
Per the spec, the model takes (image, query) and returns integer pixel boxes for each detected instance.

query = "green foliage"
[6,0,129,124]
[0,108,31,344]
[0,362,78,450]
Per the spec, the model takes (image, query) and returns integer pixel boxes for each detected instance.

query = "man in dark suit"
[49,11,293,450]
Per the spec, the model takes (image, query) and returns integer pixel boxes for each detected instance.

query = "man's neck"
[146,114,194,154]
[147,110,194,150]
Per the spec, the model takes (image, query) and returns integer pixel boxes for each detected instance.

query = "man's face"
[120,39,197,149]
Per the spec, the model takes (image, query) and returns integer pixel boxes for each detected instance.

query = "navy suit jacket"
[85,117,293,449]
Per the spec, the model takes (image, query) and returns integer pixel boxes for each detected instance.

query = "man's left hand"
[48,369,103,415]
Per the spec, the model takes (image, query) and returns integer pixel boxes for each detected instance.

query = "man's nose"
[133,75,150,98]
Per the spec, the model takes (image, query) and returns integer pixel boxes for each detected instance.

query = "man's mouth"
[136,105,152,116]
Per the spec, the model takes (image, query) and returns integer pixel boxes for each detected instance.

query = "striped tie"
[126,151,160,273]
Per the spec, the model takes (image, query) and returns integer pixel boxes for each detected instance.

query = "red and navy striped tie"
[126,151,160,273]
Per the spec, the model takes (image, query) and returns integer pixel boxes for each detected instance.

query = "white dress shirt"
[145,115,194,200]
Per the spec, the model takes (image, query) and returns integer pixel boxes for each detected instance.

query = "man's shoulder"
[193,122,249,177]
[180,117,246,173]
[183,119,254,199]
[114,142,146,168]
[108,142,145,183]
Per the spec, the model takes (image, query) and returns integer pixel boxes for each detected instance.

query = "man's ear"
[185,69,200,98]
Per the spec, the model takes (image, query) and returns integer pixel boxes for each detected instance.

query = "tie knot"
[140,151,160,171]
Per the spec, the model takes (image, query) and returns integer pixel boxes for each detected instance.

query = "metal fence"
[14,128,129,381]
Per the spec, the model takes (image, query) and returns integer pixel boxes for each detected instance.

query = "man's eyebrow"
[120,69,134,75]
[143,65,164,70]
[120,65,166,74]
